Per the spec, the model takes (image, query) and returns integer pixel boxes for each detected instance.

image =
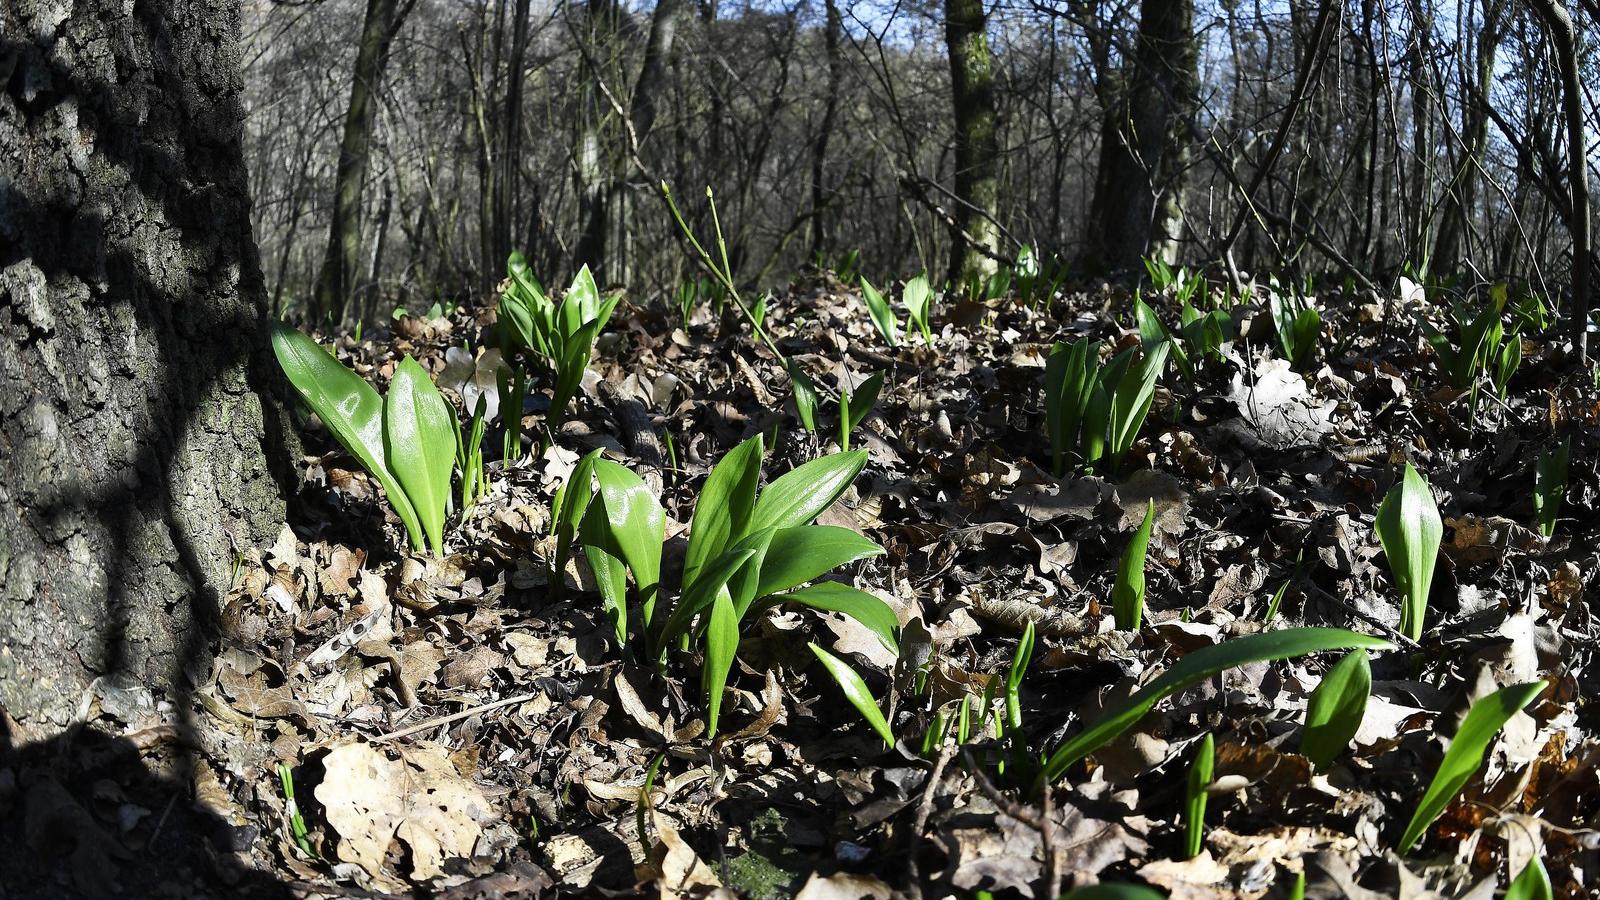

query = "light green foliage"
[1376,464,1442,641]
[809,643,895,747]
[1301,649,1371,771]
[1014,245,1069,309]
[385,357,459,556]
[1143,255,1204,308]
[1037,628,1394,788]
[277,763,316,858]
[571,438,892,739]
[1424,290,1511,391]
[1112,500,1156,631]
[1268,287,1321,370]
[1534,438,1569,538]
[1185,732,1214,859]
[456,395,488,510]
[497,255,618,436]
[1506,858,1552,900]
[273,323,465,556]
[1044,340,1170,476]
[838,371,884,452]
[1398,680,1546,853]
[1138,297,1227,380]
[903,273,935,344]
[1006,620,1035,731]
[788,360,821,432]
[858,277,900,348]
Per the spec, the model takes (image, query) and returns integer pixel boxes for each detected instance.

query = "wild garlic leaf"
[845,371,884,433]
[902,273,934,344]
[384,356,459,557]
[271,323,424,551]
[859,277,900,347]
[1398,680,1546,853]
[1185,732,1214,859]
[683,435,763,592]
[749,450,868,534]
[1038,628,1394,788]
[592,459,666,622]
[1112,499,1155,631]
[809,643,894,747]
[754,526,883,599]
[772,582,898,652]
[1376,463,1442,641]
[703,591,740,738]
[1300,648,1371,771]
[1505,858,1552,900]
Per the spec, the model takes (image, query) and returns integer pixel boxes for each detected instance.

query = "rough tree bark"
[944,0,1002,282]
[1087,0,1198,272]
[0,0,293,733]
[311,0,411,324]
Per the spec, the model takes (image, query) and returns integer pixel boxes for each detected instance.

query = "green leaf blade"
[809,643,894,747]
[1300,649,1371,771]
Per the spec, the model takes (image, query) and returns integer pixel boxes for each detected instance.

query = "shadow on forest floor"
[0,722,294,899]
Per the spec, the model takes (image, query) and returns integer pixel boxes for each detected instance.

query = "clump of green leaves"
[1112,500,1156,631]
[568,437,896,739]
[1268,287,1321,370]
[1534,438,1569,538]
[1043,339,1170,476]
[1376,463,1442,641]
[1184,732,1214,859]
[1424,288,1522,417]
[497,254,618,445]
[1300,649,1371,771]
[1014,245,1069,309]
[273,324,459,556]
[1036,628,1394,788]
[1135,297,1231,380]
[1397,680,1546,853]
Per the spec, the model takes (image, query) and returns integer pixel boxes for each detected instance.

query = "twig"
[961,748,1043,829]
[369,691,540,743]
[1041,784,1060,900]
[903,744,957,896]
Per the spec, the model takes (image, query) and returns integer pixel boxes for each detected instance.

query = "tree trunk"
[312,0,409,325]
[810,0,844,259]
[1431,0,1503,275]
[1087,0,1198,272]
[944,0,1002,282]
[0,0,295,732]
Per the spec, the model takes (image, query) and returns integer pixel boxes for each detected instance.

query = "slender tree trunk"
[1087,0,1198,272]
[573,0,618,281]
[810,0,844,259]
[944,0,1002,282]
[495,0,534,273]
[1432,0,1504,274]
[312,0,410,324]
[1,0,295,731]
[1526,0,1591,359]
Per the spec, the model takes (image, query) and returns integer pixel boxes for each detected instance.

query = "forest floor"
[26,271,1600,898]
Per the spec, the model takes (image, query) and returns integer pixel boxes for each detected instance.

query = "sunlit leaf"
[809,643,894,747]
[1301,649,1371,772]
[384,357,458,557]
[1185,732,1214,859]
[749,450,868,533]
[1112,499,1155,631]
[271,323,424,551]
[771,581,898,652]
[1038,628,1394,787]
[1506,858,1552,900]
[1398,680,1546,853]
[703,591,740,738]
[684,435,763,591]
[859,277,900,347]
[1376,463,1442,641]
[755,526,883,598]
[593,459,666,623]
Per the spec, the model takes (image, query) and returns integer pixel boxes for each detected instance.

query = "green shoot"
[1112,500,1156,631]
[1184,732,1214,859]
[858,277,900,347]
[1300,649,1371,771]
[1506,858,1552,900]
[277,763,316,858]
[1375,463,1442,641]
[1268,286,1320,370]
[809,642,895,748]
[838,371,884,452]
[1398,681,1546,853]
[902,273,935,344]
[1534,438,1569,538]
